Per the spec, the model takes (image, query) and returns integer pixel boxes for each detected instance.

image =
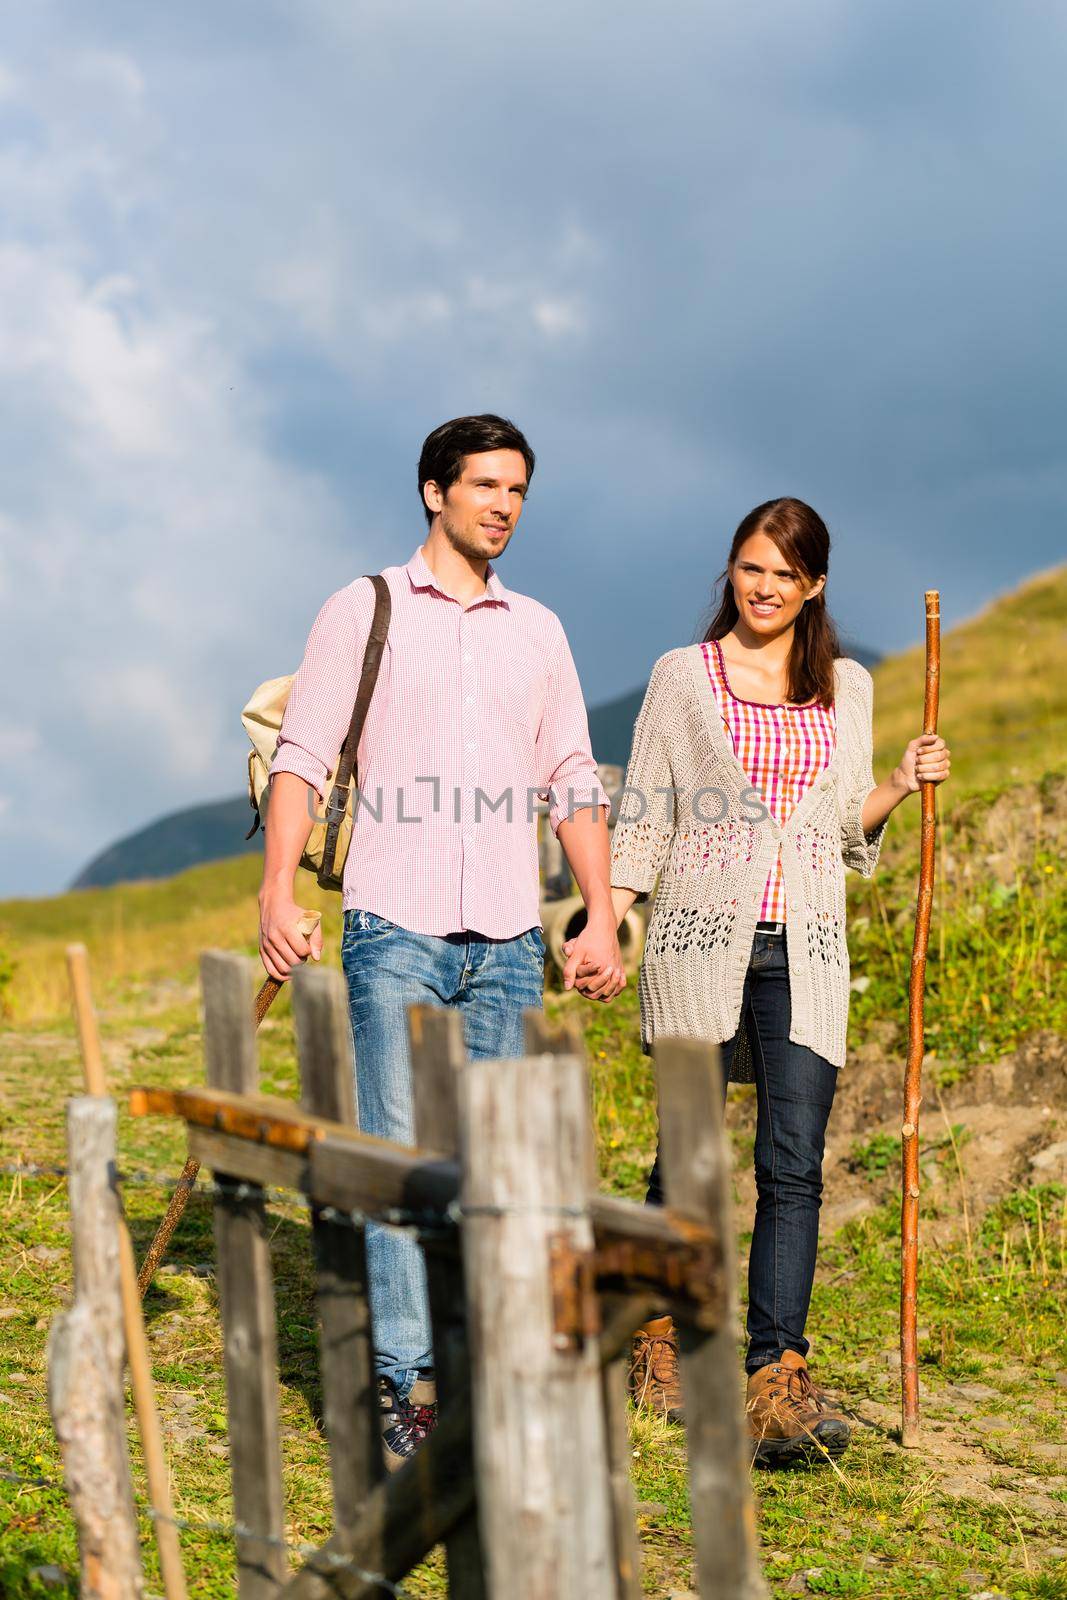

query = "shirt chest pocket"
[487,650,548,738]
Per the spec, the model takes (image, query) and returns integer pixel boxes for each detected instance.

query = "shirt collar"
[405,547,509,606]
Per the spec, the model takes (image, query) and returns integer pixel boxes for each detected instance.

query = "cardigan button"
[791,964,802,976]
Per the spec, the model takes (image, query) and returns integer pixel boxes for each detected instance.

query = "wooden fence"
[59,949,767,1600]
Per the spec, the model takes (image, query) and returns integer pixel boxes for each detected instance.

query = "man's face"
[425,449,529,560]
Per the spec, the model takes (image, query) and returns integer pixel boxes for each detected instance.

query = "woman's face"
[728,530,826,637]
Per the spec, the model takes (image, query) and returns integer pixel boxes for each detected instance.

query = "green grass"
[1,569,1065,1594]
[0,952,1063,1598]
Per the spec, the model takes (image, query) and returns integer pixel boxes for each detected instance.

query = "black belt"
[755,920,786,936]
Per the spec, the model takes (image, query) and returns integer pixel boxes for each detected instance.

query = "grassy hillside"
[871,564,1067,797]
[0,571,1063,1597]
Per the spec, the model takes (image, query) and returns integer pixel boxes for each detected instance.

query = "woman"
[603,497,949,1465]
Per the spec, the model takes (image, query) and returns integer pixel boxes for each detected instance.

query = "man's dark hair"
[417,414,535,526]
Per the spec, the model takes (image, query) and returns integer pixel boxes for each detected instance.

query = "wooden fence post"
[524,1011,643,1600]
[48,1096,145,1599]
[459,1048,617,1600]
[202,951,287,1598]
[292,963,385,1540]
[409,1006,486,1600]
[656,1038,768,1600]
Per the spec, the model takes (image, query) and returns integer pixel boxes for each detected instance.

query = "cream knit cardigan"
[609,646,886,1077]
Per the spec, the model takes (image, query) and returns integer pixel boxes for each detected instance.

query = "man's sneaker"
[378,1375,438,1473]
[745,1349,850,1467]
[629,1315,684,1423]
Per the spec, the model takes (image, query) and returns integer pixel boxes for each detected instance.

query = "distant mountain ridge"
[70,643,881,891]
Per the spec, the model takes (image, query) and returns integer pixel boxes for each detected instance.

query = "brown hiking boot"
[746,1350,850,1466]
[630,1315,684,1423]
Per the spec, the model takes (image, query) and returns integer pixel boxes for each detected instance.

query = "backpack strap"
[320,574,392,883]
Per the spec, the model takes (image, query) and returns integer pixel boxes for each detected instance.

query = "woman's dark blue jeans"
[646,930,838,1374]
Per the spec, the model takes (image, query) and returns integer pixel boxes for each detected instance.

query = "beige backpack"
[242,575,391,890]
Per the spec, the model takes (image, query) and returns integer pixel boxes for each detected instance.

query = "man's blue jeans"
[646,930,838,1373]
[341,908,545,1397]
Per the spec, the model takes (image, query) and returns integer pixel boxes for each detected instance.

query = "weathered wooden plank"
[203,951,287,1599]
[523,1009,597,1186]
[189,1128,309,1193]
[185,1120,721,1265]
[602,1357,643,1600]
[460,1051,617,1600]
[283,1393,474,1600]
[409,1007,486,1600]
[48,1097,145,1600]
[292,963,384,1537]
[524,1008,643,1599]
[656,1037,768,1600]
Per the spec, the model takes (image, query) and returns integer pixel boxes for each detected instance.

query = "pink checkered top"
[269,548,607,939]
[702,639,838,924]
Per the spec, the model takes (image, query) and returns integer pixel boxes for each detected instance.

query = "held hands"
[561,911,626,1003]
[893,733,951,794]
[258,890,324,982]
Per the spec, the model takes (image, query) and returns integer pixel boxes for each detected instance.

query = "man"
[258,414,624,1468]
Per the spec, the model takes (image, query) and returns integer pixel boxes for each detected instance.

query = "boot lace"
[763,1362,826,1419]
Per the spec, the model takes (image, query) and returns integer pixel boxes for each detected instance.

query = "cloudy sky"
[1,1,1065,898]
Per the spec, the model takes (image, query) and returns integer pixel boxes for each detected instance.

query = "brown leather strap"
[320,574,391,883]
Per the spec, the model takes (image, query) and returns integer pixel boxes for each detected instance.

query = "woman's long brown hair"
[701,497,841,707]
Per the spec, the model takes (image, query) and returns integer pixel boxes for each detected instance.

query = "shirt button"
[791,964,802,976]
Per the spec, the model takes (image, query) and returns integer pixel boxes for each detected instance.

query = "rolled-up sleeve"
[535,627,609,835]
[269,581,373,802]
[839,664,887,877]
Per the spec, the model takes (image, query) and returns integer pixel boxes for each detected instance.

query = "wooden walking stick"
[135,909,322,1297]
[900,591,941,1449]
[65,944,189,1600]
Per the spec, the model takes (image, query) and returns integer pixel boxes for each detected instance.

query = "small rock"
[28,1568,70,1591]
[0,1307,19,1321]
[0,1393,13,1406]
[1018,1492,1060,1517]
[34,1316,49,1331]
[971,1415,1015,1434]
[206,1442,229,1458]
[959,1574,987,1588]
[939,1474,989,1499]
[948,1382,998,1402]
[1054,1371,1067,1390]
[1030,1139,1067,1173]
[635,1500,667,1516]
[157,1264,179,1277]
[1031,1442,1067,1464]
[8,1373,28,1384]
[28,1245,64,1263]
[882,1349,901,1369]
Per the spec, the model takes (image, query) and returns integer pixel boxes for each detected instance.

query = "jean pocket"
[520,926,546,973]
[343,909,400,950]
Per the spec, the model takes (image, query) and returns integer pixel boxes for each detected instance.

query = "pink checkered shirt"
[270,548,607,938]
[702,639,837,923]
